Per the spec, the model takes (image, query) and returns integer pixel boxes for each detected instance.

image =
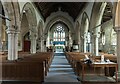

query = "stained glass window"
[53,25,65,41]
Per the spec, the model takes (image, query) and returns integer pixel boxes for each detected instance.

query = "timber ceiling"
[34,2,86,21]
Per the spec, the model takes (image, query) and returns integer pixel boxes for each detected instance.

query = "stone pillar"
[69,32,72,52]
[114,27,120,80]
[41,37,45,52]
[80,36,84,52]
[7,29,18,60]
[37,38,41,52]
[94,35,99,56]
[0,42,2,52]
[0,29,2,51]
[43,36,46,52]
[30,35,37,54]
[14,32,19,59]
[0,17,2,51]
[89,43,92,53]
[40,40,43,52]
[91,33,94,54]
[84,33,87,53]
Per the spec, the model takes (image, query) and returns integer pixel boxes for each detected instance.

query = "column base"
[30,51,36,54]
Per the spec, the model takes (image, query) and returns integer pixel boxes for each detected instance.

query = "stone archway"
[1,0,20,60]
[21,2,37,53]
[90,2,107,56]
[80,12,89,53]
[20,13,30,52]
[36,20,44,52]
[48,21,69,52]
[44,11,74,52]
[44,11,75,39]
[90,2,114,56]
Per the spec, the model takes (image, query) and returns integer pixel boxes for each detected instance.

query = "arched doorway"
[24,32,31,52]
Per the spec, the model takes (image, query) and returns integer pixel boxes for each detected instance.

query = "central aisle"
[43,52,81,84]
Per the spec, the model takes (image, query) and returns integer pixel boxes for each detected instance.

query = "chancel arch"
[44,10,75,52]
[47,22,69,52]
[44,11,75,38]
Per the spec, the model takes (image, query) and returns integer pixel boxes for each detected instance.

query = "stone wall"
[99,19,114,53]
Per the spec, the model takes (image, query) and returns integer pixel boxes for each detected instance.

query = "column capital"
[29,34,37,40]
[6,29,16,34]
[114,26,120,32]
[6,29,20,34]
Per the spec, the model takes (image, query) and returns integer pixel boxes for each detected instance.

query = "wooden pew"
[99,52,117,62]
[1,60,45,83]
[21,52,54,76]
[65,52,86,75]
[0,52,53,83]
[65,52,118,80]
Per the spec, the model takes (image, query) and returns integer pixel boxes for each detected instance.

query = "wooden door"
[24,41,30,52]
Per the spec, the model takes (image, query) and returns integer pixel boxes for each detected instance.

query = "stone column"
[14,32,19,59]
[114,27,120,80]
[89,43,92,53]
[91,33,94,54]
[7,29,18,60]
[0,29,2,51]
[0,17,2,51]
[41,40,44,52]
[37,38,41,52]
[94,34,99,56]
[69,32,72,52]
[33,38,37,53]
[30,34,37,54]
[84,33,87,53]
[41,35,45,52]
